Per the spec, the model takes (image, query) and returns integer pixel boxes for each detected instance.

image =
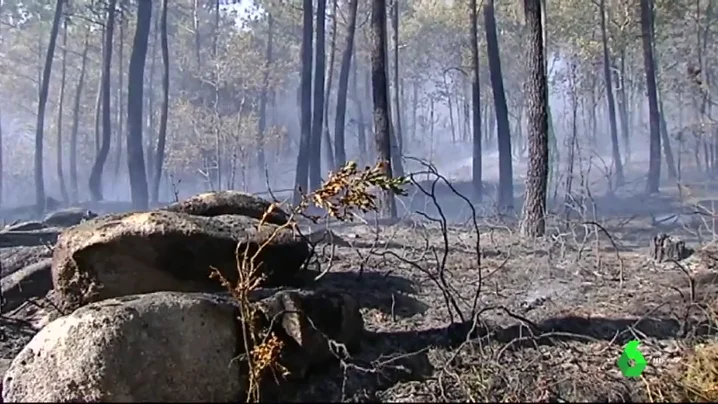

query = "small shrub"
[210,160,407,402]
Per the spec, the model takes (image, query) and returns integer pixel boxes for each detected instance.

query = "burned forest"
[3,0,718,401]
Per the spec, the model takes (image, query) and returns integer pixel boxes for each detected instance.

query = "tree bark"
[56,18,69,204]
[34,0,65,213]
[293,0,314,205]
[127,0,152,210]
[256,13,273,182]
[145,6,159,185]
[470,0,482,200]
[483,0,513,210]
[392,0,403,164]
[113,11,125,182]
[334,0,359,169]
[599,0,624,188]
[641,0,661,193]
[323,0,337,170]
[519,0,549,237]
[70,30,90,204]
[350,50,367,164]
[310,0,327,191]
[151,0,170,204]
[371,0,397,218]
[89,0,117,202]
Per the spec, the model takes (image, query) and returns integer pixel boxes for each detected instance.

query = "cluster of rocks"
[1,191,363,402]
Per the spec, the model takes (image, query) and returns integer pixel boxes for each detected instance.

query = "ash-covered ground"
[2,161,718,401]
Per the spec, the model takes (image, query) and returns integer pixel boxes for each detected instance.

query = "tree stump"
[650,233,694,263]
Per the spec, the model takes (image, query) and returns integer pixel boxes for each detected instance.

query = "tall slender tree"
[293,0,314,205]
[371,0,397,218]
[56,18,69,203]
[598,0,624,187]
[310,0,327,191]
[520,0,549,237]
[256,13,274,180]
[151,0,169,204]
[34,0,65,212]
[70,29,90,203]
[89,0,117,202]
[126,0,152,210]
[641,0,661,193]
[469,0,482,200]
[334,0,359,169]
[483,0,513,210]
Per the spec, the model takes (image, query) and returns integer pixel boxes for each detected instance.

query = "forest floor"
[276,161,718,402]
[3,159,718,401]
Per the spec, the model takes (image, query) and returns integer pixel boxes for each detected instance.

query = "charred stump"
[651,233,693,262]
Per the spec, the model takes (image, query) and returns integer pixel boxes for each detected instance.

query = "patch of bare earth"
[280,209,718,402]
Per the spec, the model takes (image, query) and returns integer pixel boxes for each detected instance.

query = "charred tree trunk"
[126,0,152,210]
[145,7,159,185]
[519,0,549,237]
[56,19,69,204]
[89,0,117,202]
[70,30,90,204]
[371,0,397,218]
[392,0,404,165]
[323,0,337,170]
[599,0,624,188]
[310,0,327,191]
[293,0,314,205]
[484,0,513,210]
[34,0,65,213]
[151,0,169,204]
[350,50,367,164]
[334,0,359,169]
[256,13,273,182]
[113,11,125,182]
[470,0,482,200]
[641,0,661,193]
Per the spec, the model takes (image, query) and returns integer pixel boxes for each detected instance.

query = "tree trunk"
[293,0,314,205]
[113,12,125,182]
[56,18,69,204]
[0,105,3,207]
[34,0,65,213]
[323,0,337,170]
[145,7,159,185]
[599,0,624,188]
[334,0,359,169]
[616,50,631,163]
[127,0,152,210]
[310,0,327,191]
[641,0,661,193]
[151,0,169,204]
[70,30,90,204]
[350,50,367,164]
[371,0,397,218]
[484,0,513,210]
[470,0,482,200]
[392,0,404,163]
[94,28,104,157]
[192,0,201,68]
[256,13,273,181]
[519,0,549,237]
[0,0,3,207]
[89,0,117,202]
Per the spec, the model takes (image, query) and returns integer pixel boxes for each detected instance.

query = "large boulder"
[2,292,244,402]
[163,191,290,225]
[2,290,364,402]
[51,210,310,310]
